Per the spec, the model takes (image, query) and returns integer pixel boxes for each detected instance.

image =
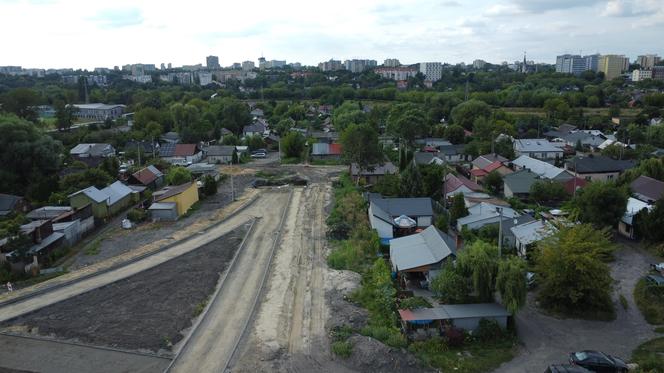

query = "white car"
[251,152,266,158]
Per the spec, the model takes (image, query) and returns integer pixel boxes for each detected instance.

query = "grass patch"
[181,201,201,219]
[84,238,102,256]
[409,336,517,373]
[634,278,664,325]
[631,337,664,372]
[620,294,629,310]
[193,297,209,317]
[331,340,353,358]
[280,157,301,164]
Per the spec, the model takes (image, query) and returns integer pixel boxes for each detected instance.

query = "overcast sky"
[1,0,663,70]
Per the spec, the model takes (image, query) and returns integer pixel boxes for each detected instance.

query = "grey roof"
[148,202,177,210]
[69,181,132,206]
[72,103,125,110]
[70,186,108,203]
[52,221,76,231]
[371,196,433,217]
[512,155,570,180]
[0,194,22,214]
[439,144,466,156]
[161,131,180,141]
[514,139,561,153]
[390,226,456,271]
[510,220,555,246]
[147,165,163,177]
[562,132,606,147]
[26,206,72,220]
[70,143,114,157]
[399,303,510,321]
[503,169,539,194]
[566,155,635,174]
[243,122,266,134]
[631,175,664,202]
[500,214,536,238]
[27,232,64,255]
[205,145,235,156]
[159,143,176,157]
[472,154,508,169]
[414,152,434,165]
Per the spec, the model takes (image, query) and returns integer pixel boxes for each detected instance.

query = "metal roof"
[148,202,177,210]
[631,175,664,203]
[622,197,652,225]
[398,303,510,322]
[512,155,570,180]
[510,220,555,246]
[26,206,72,220]
[514,139,561,153]
[27,232,65,255]
[503,169,539,194]
[389,226,456,271]
[566,155,635,174]
[371,196,433,217]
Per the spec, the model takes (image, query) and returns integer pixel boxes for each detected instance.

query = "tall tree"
[496,256,527,314]
[457,240,499,302]
[281,131,306,158]
[450,99,491,130]
[449,193,468,224]
[1,88,40,122]
[431,263,469,304]
[166,167,192,186]
[54,101,78,131]
[569,181,628,228]
[340,123,383,184]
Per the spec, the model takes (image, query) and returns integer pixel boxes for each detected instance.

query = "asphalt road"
[168,189,293,372]
[0,192,272,323]
[493,242,658,372]
[0,334,169,373]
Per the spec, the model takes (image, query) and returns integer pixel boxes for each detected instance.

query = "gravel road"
[493,242,658,372]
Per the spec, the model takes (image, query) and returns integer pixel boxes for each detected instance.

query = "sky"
[1,0,663,70]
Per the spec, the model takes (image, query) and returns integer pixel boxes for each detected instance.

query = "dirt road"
[168,189,293,373]
[232,183,353,372]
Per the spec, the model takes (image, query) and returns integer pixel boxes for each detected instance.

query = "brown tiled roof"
[154,182,195,201]
[132,168,158,186]
[174,144,198,156]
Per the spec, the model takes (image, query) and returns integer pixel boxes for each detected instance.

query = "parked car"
[569,350,628,372]
[252,148,267,154]
[250,152,267,159]
[545,364,591,373]
[646,274,664,286]
[651,262,664,274]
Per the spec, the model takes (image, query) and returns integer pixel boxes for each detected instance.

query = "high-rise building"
[652,66,664,81]
[472,59,486,69]
[419,62,443,81]
[242,61,255,71]
[318,59,343,72]
[265,60,287,69]
[160,63,166,70]
[383,58,400,67]
[598,55,626,80]
[167,63,172,69]
[584,54,600,72]
[374,66,418,81]
[555,55,586,75]
[632,69,652,82]
[258,57,267,70]
[206,55,220,69]
[344,59,377,73]
[636,54,661,70]
[198,72,213,86]
[231,62,241,69]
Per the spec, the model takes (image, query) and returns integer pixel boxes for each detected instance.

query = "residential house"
[513,139,563,160]
[152,181,199,217]
[350,162,398,184]
[510,220,555,257]
[472,154,508,170]
[160,131,180,144]
[565,155,635,181]
[619,197,652,239]
[443,174,482,199]
[69,181,136,219]
[561,177,588,196]
[52,220,82,246]
[0,194,29,217]
[413,151,445,166]
[128,165,165,190]
[512,155,572,182]
[160,143,203,165]
[630,175,664,204]
[186,163,221,181]
[439,144,471,163]
[560,131,607,151]
[311,143,342,160]
[503,169,539,199]
[414,138,451,148]
[456,203,519,231]
[470,161,512,184]
[125,140,159,158]
[398,303,510,335]
[389,226,456,288]
[204,145,236,164]
[500,215,536,249]
[26,206,73,221]
[243,121,267,138]
[368,195,434,241]
[70,143,116,159]
[250,108,264,118]
[543,124,577,139]
[148,202,178,221]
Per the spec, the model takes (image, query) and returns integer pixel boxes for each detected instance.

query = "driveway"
[494,242,658,372]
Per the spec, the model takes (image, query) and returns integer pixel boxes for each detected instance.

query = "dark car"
[545,364,591,373]
[646,274,664,286]
[569,350,628,372]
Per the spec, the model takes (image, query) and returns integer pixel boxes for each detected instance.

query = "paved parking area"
[494,242,658,372]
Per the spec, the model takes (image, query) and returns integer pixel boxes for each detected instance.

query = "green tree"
[281,131,306,159]
[166,167,192,185]
[372,173,400,197]
[0,88,40,121]
[211,97,252,135]
[332,101,366,132]
[496,256,527,314]
[484,171,503,195]
[530,180,568,204]
[386,103,428,146]
[340,124,383,183]
[244,135,266,151]
[60,168,113,193]
[400,164,424,197]
[450,99,492,130]
[419,163,445,198]
[54,101,78,131]
[201,175,218,196]
[449,193,468,224]
[569,181,628,227]
[457,240,499,302]
[444,124,465,144]
[635,199,664,243]
[535,225,615,318]
[222,133,239,145]
[430,263,469,304]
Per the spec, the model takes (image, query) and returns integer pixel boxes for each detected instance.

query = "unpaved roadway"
[232,183,353,372]
[0,190,276,323]
[168,188,292,372]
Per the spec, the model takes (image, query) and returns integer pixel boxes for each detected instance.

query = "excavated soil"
[1,223,250,354]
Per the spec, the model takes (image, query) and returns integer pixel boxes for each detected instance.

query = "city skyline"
[1,0,663,70]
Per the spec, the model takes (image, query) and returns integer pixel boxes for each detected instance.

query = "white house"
[513,139,563,160]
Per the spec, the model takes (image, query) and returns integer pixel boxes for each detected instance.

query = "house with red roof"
[469,160,513,184]
[443,173,483,199]
[128,165,165,190]
[159,143,202,165]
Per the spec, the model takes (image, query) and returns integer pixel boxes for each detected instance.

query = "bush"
[386,333,409,349]
[634,278,664,325]
[127,208,148,223]
[331,340,352,358]
[474,319,504,342]
[399,296,432,310]
[331,325,354,342]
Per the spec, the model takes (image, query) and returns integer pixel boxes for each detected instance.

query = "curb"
[0,194,260,310]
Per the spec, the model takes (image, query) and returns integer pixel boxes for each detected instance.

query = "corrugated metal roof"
[399,303,510,321]
[101,181,133,205]
[148,202,177,210]
[389,226,455,271]
[513,155,569,180]
[510,220,555,245]
[312,143,330,155]
[371,197,433,217]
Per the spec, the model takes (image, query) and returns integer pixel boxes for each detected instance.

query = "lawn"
[631,337,664,372]
[634,278,664,325]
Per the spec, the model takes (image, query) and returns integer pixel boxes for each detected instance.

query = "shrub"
[331,341,352,358]
[474,319,504,342]
[386,332,408,349]
[331,325,354,342]
[408,337,448,355]
[399,296,433,310]
[127,208,148,223]
[634,278,664,325]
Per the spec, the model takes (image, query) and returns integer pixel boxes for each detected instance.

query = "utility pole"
[497,207,503,257]
[231,173,235,201]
